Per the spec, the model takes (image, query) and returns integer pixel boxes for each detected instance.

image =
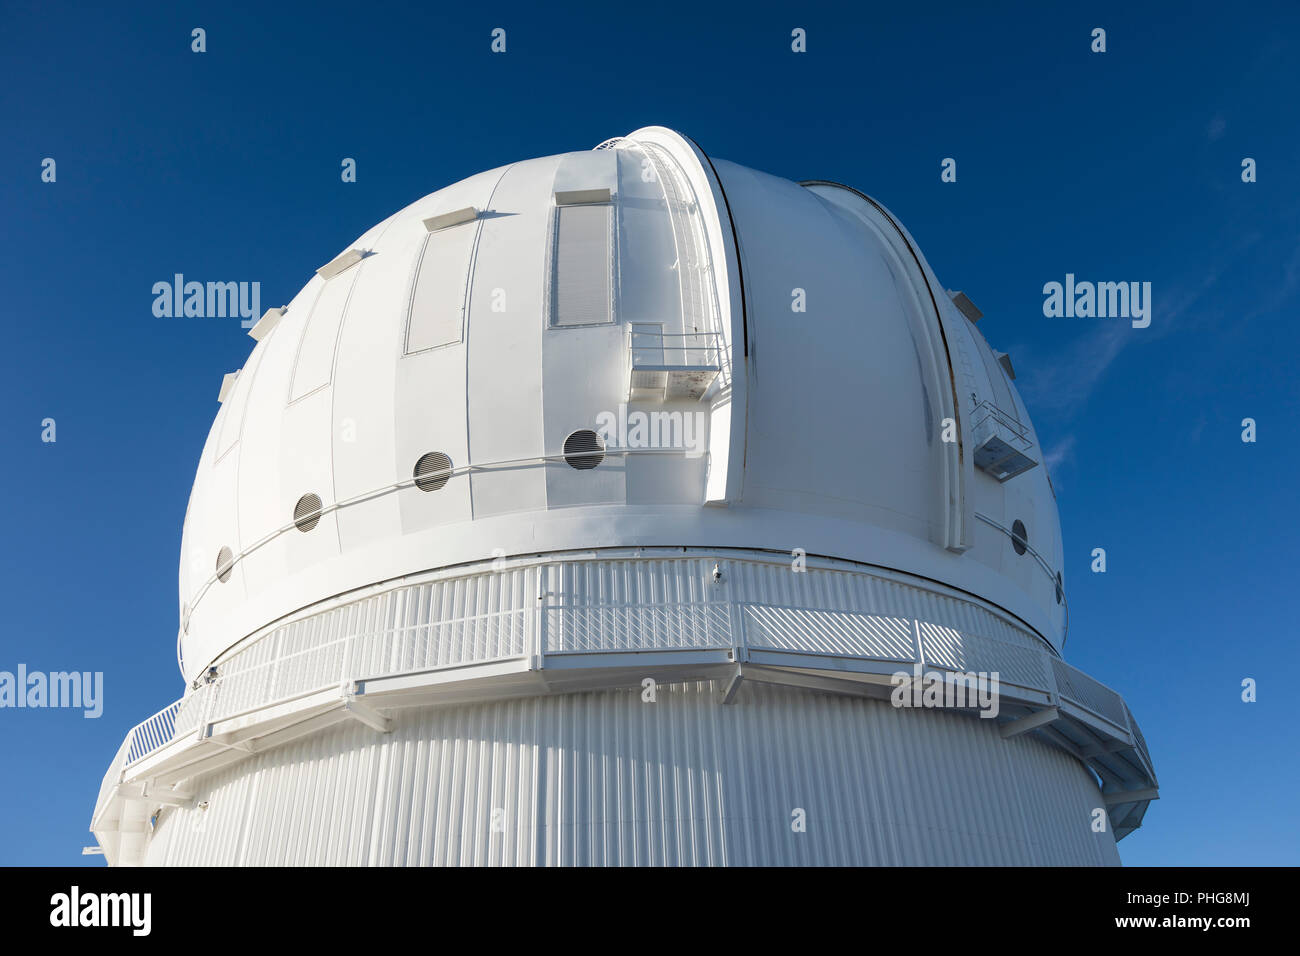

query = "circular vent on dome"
[215,547,234,582]
[413,452,453,492]
[294,493,323,532]
[1011,519,1028,556]
[563,429,605,470]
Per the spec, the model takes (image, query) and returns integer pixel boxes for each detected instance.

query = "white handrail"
[180,445,706,655]
[973,511,1069,647]
[120,593,1135,778]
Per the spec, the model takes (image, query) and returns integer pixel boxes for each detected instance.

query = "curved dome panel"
[178,128,1065,681]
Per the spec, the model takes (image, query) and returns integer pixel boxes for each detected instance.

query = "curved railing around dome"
[108,551,1150,846]
[973,511,1070,648]
[178,446,712,659]
[126,699,182,763]
[177,448,1072,673]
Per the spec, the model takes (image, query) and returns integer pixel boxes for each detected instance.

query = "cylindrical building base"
[146,680,1119,866]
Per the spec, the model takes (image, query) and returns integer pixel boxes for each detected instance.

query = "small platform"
[971,399,1038,481]
[627,325,722,402]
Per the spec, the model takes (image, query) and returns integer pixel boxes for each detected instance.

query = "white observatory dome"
[91,128,1157,866]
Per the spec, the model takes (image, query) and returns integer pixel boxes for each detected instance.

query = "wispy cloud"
[1018,321,1133,416]
[1243,240,1300,321]
[1019,250,1243,420]
[1043,434,1076,472]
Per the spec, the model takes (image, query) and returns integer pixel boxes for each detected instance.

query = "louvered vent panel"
[551,204,611,326]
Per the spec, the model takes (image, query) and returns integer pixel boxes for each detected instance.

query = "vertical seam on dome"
[462,162,517,522]
[680,131,752,496]
[327,212,400,555]
[800,180,969,553]
[684,134,749,360]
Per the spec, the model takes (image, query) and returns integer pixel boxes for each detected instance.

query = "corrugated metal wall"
[147,680,1118,866]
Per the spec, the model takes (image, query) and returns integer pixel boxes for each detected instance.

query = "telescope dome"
[91,128,1156,868]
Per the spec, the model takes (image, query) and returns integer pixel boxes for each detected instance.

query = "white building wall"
[146,680,1118,866]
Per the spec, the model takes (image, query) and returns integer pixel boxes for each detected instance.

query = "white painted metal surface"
[142,682,1119,867]
[92,128,1157,866]
[174,127,1067,684]
[93,551,1155,864]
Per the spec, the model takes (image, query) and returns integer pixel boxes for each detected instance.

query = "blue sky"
[1,0,1296,865]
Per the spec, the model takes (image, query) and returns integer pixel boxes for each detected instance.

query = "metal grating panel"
[205,572,538,725]
[743,605,915,661]
[918,626,1050,691]
[545,602,731,653]
[1053,658,1127,727]
[550,203,612,326]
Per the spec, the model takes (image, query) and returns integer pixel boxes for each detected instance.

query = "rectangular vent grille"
[550,203,612,327]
